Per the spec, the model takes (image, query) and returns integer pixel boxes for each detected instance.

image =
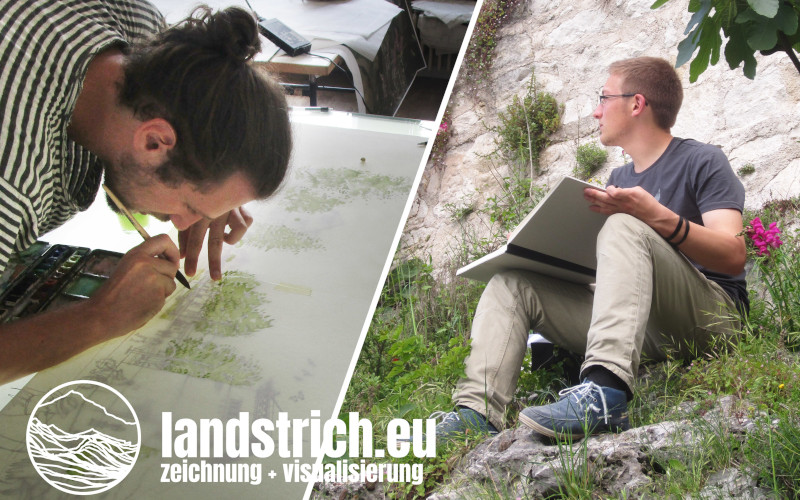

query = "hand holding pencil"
[103,185,191,289]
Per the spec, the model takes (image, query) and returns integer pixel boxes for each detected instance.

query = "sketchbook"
[457,176,609,284]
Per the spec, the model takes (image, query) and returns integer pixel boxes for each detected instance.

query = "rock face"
[401,0,800,273]
[428,396,774,499]
[311,397,776,499]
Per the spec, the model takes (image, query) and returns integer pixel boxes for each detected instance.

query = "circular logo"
[26,380,141,495]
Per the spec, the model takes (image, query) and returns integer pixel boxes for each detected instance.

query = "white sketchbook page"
[506,177,607,270]
[457,177,607,284]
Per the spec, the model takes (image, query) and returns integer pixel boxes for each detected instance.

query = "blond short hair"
[609,57,683,130]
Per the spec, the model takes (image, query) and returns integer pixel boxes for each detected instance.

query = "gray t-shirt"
[607,137,748,311]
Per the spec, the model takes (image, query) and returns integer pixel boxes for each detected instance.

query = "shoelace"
[429,410,461,426]
[557,381,610,425]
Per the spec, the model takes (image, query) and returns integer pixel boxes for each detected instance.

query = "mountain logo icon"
[26,380,141,495]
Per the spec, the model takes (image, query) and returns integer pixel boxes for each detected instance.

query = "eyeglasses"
[598,93,637,105]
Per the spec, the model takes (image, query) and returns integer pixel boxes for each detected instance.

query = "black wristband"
[665,216,684,241]
[673,218,690,247]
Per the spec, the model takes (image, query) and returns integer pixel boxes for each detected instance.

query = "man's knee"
[487,270,527,291]
[597,213,654,248]
[483,270,544,306]
[601,213,645,234]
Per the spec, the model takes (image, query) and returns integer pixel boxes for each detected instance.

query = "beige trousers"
[454,214,741,430]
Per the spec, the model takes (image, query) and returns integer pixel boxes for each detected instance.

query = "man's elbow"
[721,260,746,277]
[722,242,747,276]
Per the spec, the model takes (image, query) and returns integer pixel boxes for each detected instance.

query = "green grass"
[744,415,800,496]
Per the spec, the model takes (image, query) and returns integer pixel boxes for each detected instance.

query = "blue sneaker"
[518,381,629,438]
[432,407,499,440]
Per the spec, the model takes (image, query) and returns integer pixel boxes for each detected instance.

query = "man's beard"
[103,153,170,221]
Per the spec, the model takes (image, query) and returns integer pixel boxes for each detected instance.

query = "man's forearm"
[585,187,747,275]
[645,206,746,276]
[0,300,114,384]
[0,236,182,384]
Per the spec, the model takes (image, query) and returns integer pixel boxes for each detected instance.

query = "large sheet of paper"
[457,177,608,284]
[0,110,430,499]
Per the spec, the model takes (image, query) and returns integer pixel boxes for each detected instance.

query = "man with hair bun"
[0,1,291,383]
[434,56,748,439]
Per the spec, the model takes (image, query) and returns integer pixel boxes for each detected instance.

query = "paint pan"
[0,244,64,319]
[0,245,74,321]
[63,274,105,298]
[0,244,92,321]
[81,250,122,277]
[18,246,90,317]
[0,241,50,294]
[0,246,123,321]
[44,249,123,313]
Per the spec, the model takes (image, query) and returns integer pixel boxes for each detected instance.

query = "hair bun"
[189,5,261,64]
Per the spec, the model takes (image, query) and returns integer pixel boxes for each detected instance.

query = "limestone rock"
[401,0,800,272]
[424,397,774,499]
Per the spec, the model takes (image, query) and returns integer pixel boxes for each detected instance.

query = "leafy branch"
[652,0,800,81]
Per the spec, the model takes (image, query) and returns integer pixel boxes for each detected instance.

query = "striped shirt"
[0,0,163,274]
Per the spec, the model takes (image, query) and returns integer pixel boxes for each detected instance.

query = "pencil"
[102,185,191,290]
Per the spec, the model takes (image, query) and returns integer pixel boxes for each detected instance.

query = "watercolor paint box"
[0,241,51,295]
[0,243,122,323]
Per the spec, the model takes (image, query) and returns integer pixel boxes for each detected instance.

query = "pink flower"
[438,121,448,133]
[746,217,783,257]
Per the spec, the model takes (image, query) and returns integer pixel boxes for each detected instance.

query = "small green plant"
[484,175,545,236]
[342,258,484,427]
[737,163,756,176]
[643,420,741,496]
[438,72,560,274]
[680,352,800,411]
[548,430,599,498]
[493,75,561,177]
[445,161,547,270]
[743,414,800,497]
[573,142,608,180]
[443,198,474,223]
[338,258,487,499]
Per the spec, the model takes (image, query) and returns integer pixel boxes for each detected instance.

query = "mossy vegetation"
[492,75,561,177]
[574,142,608,180]
[462,0,525,88]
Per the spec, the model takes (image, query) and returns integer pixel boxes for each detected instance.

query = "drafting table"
[263,51,349,108]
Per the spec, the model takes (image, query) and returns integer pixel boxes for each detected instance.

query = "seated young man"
[436,56,748,438]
